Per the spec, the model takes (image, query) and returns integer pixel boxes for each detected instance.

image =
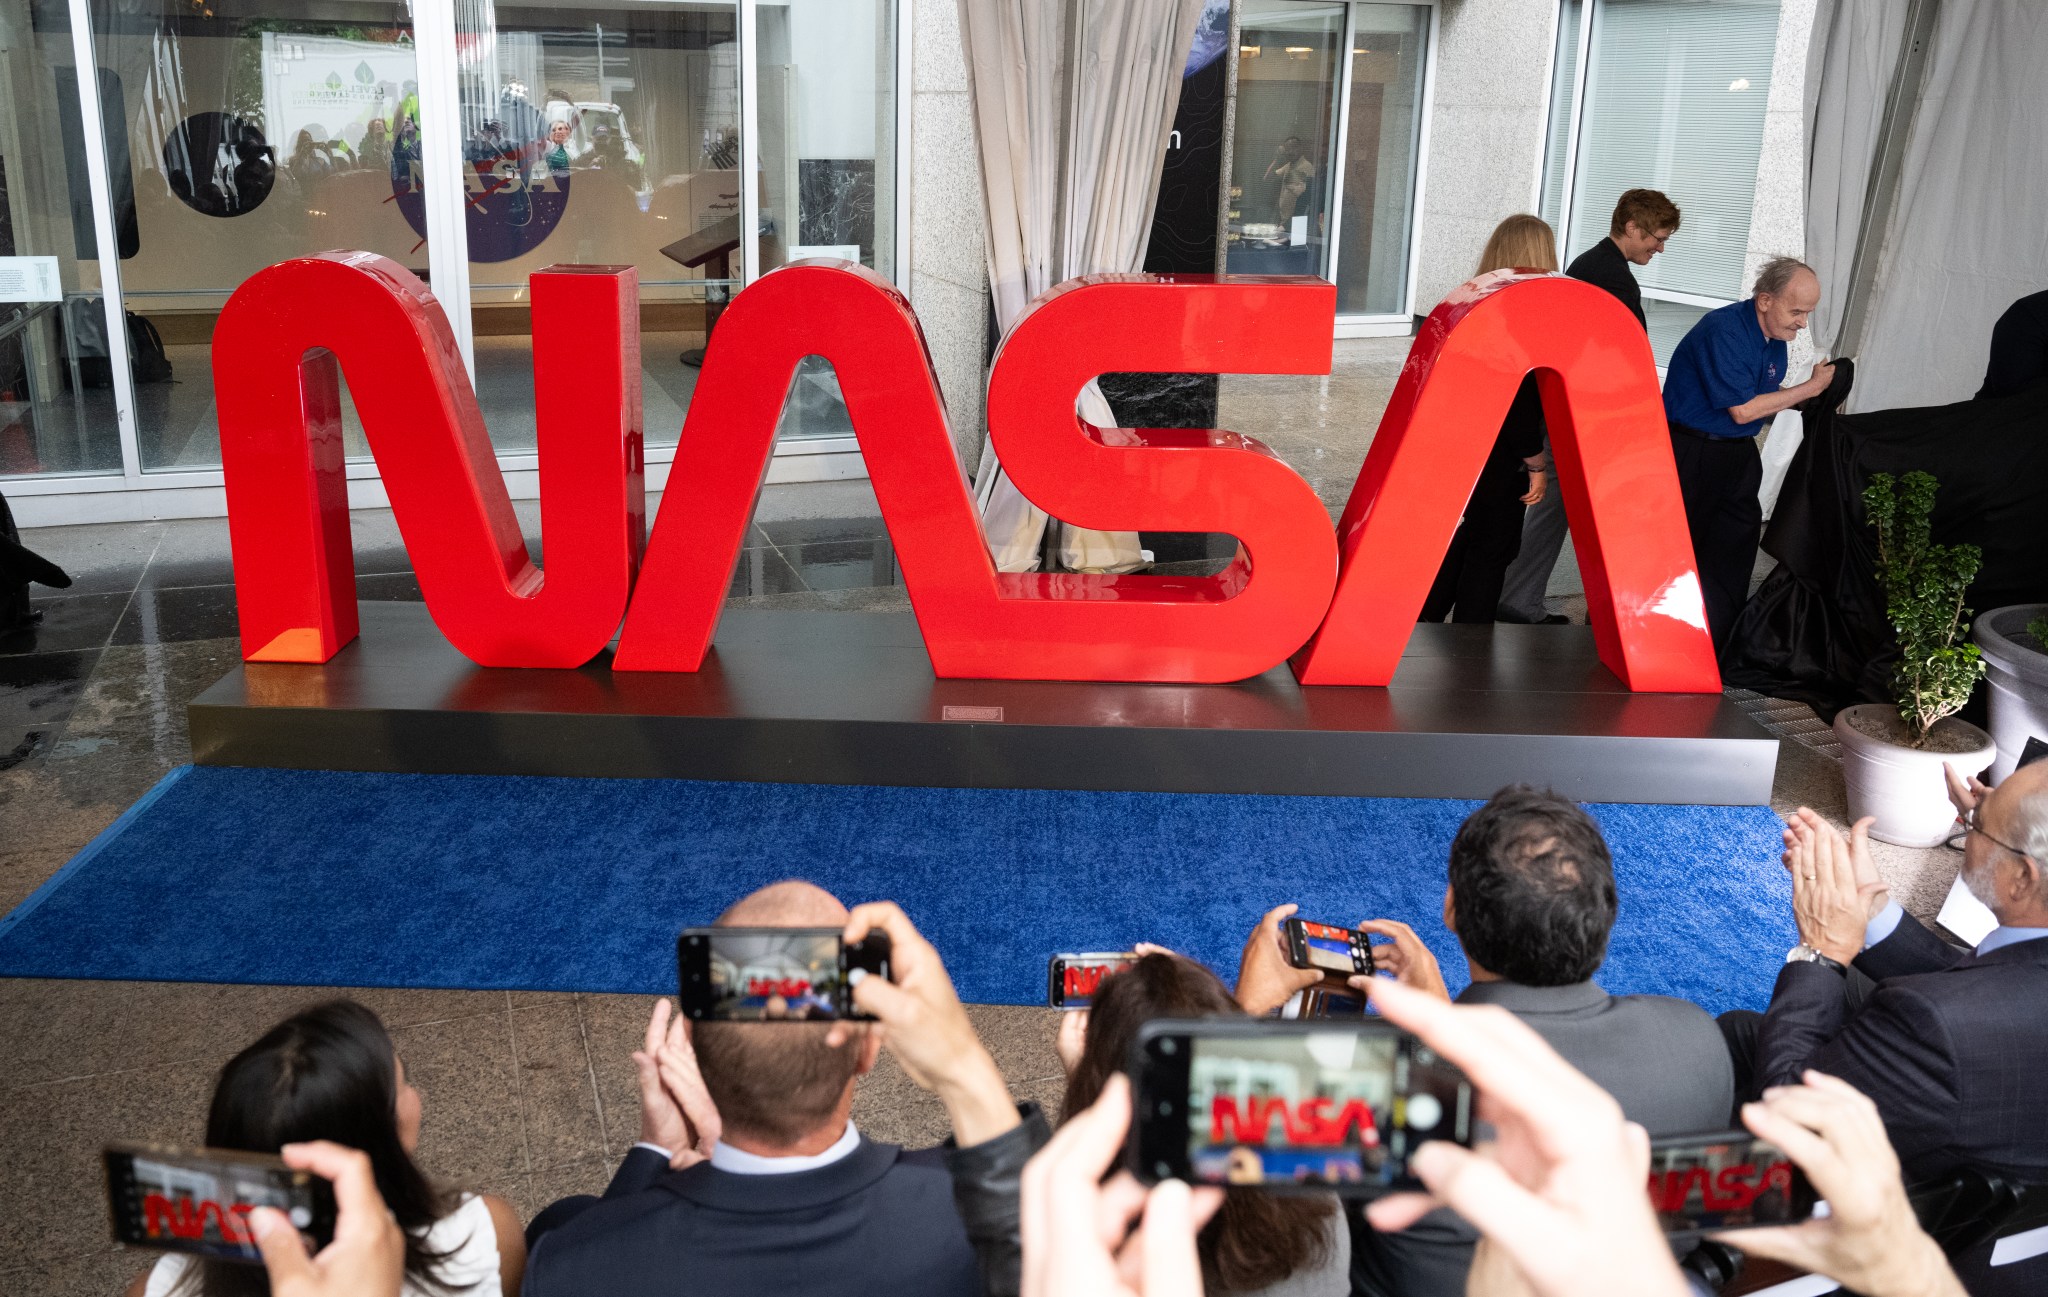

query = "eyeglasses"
[1961,804,2030,859]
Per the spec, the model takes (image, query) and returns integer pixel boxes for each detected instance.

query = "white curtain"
[958,0,1206,573]
[1801,0,1911,357]
[1844,0,2048,411]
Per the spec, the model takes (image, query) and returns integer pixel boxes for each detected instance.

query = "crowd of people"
[127,755,2048,1297]
[1431,188,1839,652]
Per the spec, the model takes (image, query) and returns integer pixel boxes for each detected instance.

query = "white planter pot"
[1833,704,1996,847]
[1975,604,2048,782]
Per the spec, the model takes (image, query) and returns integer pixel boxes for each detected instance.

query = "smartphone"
[1284,918,1374,977]
[1129,1019,1473,1195]
[1647,1133,1817,1234]
[104,1143,336,1264]
[1048,952,1140,1010]
[1290,985,1367,1018]
[676,927,891,1021]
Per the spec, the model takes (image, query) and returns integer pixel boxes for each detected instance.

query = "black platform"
[188,602,1776,804]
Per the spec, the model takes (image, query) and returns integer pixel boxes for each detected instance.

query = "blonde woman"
[1420,214,1556,623]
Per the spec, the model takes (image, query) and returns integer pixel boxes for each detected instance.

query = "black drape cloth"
[1721,380,2048,713]
[1978,289,2048,399]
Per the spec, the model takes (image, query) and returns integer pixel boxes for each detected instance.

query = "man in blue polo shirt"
[1663,256,1836,652]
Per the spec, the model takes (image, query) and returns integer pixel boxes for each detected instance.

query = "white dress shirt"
[634,1121,862,1176]
[1864,898,2048,957]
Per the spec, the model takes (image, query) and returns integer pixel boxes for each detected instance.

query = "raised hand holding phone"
[249,1142,404,1297]
[1234,903,1322,1015]
[1713,1071,1965,1297]
[1021,1075,1223,1297]
[840,900,1019,1147]
[1353,918,1451,1001]
[1361,977,1692,1297]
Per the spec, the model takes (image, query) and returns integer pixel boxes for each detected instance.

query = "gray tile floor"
[0,342,1961,1295]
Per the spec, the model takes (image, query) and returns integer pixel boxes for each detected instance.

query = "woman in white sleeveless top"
[125,999,524,1296]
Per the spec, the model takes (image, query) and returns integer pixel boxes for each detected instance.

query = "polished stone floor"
[0,342,1957,1295]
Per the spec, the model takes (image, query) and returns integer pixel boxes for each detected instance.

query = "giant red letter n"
[215,254,643,667]
[1292,272,1720,691]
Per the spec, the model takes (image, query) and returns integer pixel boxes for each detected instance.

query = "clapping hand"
[1944,762,1990,819]
[1020,1075,1224,1297]
[635,998,720,1168]
[1233,903,1321,1016]
[1715,1071,1965,1297]
[1783,808,1888,963]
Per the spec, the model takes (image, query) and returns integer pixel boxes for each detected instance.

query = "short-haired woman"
[1419,214,1557,623]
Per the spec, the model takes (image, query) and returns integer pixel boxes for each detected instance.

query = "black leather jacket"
[945,1101,1053,1297]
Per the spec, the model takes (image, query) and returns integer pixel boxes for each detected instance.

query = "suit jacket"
[1351,980,1733,1297]
[1757,912,2048,1184]
[1566,237,1648,329]
[524,1137,981,1297]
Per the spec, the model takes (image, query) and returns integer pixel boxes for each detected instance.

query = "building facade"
[1,0,1812,526]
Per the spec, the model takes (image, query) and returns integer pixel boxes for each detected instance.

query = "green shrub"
[1863,471,1985,746]
[2029,614,2048,649]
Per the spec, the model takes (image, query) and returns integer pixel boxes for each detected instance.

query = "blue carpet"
[0,767,1795,1014]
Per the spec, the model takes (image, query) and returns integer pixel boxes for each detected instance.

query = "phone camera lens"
[1157,1101,1174,1115]
[288,1206,312,1228]
[1154,1162,1172,1178]
[1406,1093,1443,1132]
[1159,1039,1177,1056]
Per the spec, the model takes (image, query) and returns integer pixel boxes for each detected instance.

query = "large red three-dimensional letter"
[215,253,644,667]
[1292,272,1719,691]
[615,264,1338,683]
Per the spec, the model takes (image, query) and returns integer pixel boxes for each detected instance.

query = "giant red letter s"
[1292,273,1720,691]
[614,264,1338,683]
[215,253,643,667]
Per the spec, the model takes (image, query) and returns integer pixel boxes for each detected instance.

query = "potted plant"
[1974,606,2048,781]
[1833,471,1997,846]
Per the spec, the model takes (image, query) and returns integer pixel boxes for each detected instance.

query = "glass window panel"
[1332,4,1429,317]
[1565,0,1780,299]
[1538,0,1582,235]
[85,0,421,473]
[754,0,896,441]
[457,1,740,455]
[1644,297,1709,368]
[0,1,126,479]
[1226,2,1344,279]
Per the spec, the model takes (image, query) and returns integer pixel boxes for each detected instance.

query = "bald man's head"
[696,879,869,1149]
[717,879,849,928]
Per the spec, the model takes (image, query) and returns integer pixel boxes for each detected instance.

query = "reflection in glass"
[0,1,124,480]
[454,2,743,453]
[1332,5,1428,317]
[88,0,421,472]
[1226,3,1343,279]
[755,0,897,440]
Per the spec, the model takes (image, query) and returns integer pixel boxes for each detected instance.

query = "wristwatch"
[1785,943,1849,975]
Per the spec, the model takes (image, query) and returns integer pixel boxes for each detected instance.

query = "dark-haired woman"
[1057,954,1347,1296]
[127,999,524,1297]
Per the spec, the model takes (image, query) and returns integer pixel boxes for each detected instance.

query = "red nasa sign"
[212,253,1718,691]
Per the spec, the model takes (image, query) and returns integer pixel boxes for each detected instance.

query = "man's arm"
[946,1102,1053,1297]
[1854,904,1967,982]
[1728,361,1834,425]
[1780,984,1960,1169]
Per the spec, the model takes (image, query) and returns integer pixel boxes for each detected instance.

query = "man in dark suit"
[1234,786,1732,1297]
[523,884,1048,1297]
[1498,188,1680,625]
[1727,761,2048,1185]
